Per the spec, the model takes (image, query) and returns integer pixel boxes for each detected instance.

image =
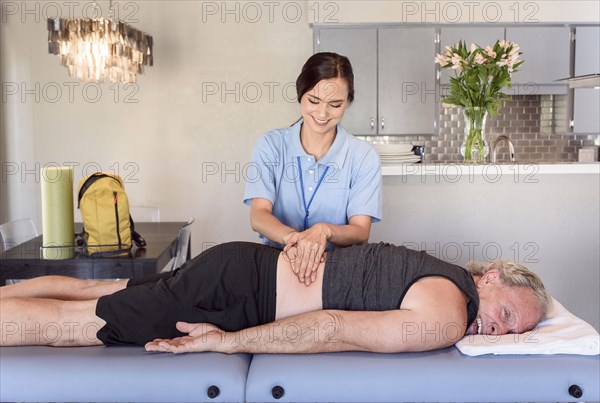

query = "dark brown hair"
[295,52,354,103]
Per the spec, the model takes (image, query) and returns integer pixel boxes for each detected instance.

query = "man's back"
[274,242,479,339]
[323,243,479,327]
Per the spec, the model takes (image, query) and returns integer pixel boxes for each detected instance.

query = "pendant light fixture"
[47,0,153,83]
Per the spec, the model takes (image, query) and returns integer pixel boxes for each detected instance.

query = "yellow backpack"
[77,173,145,255]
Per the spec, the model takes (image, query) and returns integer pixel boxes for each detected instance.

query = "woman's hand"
[283,244,319,285]
[145,322,226,354]
[283,224,329,286]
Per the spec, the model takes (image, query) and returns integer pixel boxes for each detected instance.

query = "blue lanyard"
[297,156,329,231]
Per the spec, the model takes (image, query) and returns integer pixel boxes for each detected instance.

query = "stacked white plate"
[371,143,421,165]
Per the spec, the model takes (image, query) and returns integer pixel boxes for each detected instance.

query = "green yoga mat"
[41,166,74,259]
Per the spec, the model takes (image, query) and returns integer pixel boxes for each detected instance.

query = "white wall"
[0,0,313,250]
[308,1,600,24]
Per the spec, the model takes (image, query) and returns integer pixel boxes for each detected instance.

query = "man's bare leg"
[0,276,127,301]
[0,297,104,346]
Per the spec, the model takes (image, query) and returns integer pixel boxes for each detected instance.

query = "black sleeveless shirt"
[323,242,479,331]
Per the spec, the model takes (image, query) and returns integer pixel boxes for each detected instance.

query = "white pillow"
[456,298,600,356]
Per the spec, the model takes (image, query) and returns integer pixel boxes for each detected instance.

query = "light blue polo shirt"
[243,119,382,248]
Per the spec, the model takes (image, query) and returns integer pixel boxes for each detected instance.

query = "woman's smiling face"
[299,77,349,136]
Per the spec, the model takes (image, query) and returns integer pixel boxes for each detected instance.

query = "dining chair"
[0,218,39,253]
[130,206,161,223]
[0,218,39,284]
[74,209,83,223]
[161,218,195,272]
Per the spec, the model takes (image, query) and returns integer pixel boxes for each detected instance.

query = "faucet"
[491,135,516,163]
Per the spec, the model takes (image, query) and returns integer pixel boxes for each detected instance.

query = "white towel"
[456,298,600,356]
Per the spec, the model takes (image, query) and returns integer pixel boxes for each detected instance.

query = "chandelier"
[47,1,153,83]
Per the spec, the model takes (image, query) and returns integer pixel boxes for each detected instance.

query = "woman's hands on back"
[283,223,330,286]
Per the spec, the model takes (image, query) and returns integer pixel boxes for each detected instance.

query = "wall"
[0,0,313,249]
[308,1,600,24]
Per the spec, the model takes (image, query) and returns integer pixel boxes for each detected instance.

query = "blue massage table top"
[1,345,598,402]
[246,347,600,403]
[0,345,251,403]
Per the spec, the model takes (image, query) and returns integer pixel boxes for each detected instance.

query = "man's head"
[465,260,551,336]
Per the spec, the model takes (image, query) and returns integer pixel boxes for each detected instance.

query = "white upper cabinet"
[575,26,600,76]
[378,27,437,135]
[315,24,591,135]
[573,26,600,134]
[316,27,437,135]
[505,27,571,94]
[317,28,378,134]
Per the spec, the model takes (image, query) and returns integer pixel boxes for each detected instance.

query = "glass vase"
[460,107,489,163]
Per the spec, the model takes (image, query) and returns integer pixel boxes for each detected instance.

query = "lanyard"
[297,156,329,231]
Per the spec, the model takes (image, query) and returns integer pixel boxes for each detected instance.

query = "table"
[0,222,186,282]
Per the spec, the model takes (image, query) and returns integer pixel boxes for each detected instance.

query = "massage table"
[1,345,598,402]
[2,299,599,402]
[0,346,251,402]
[248,349,600,402]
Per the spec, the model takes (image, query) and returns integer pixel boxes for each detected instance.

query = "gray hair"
[465,260,551,321]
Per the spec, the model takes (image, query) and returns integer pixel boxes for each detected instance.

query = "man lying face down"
[0,242,550,354]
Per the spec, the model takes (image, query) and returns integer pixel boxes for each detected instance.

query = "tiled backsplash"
[362,95,599,163]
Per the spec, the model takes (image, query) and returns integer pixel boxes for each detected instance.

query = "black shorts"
[95,242,280,346]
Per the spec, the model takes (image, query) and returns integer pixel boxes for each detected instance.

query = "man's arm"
[145,308,466,354]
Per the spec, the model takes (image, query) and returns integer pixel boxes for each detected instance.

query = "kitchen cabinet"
[439,27,505,85]
[440,26,570,94]
[573,26,600,134]
[378,27,437,135]
[315,26,437,135]
[317,28,377,134]
[505,27,570,95]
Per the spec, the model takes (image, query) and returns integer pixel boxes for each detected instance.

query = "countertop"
[382,162,600,176]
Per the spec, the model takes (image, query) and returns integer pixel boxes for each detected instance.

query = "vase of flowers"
[460,106,488,162]
[435,40,523,163]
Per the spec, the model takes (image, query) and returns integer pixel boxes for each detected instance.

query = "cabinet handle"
[370,117,375,131]
[381,117,385,130]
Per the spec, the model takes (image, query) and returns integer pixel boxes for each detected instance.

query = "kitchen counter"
[382,162,600,176]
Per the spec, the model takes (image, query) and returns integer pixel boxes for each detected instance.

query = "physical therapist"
[244,52,382,285]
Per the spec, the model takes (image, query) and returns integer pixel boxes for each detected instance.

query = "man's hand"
[145,322,227,354]
[283,224,329,286]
